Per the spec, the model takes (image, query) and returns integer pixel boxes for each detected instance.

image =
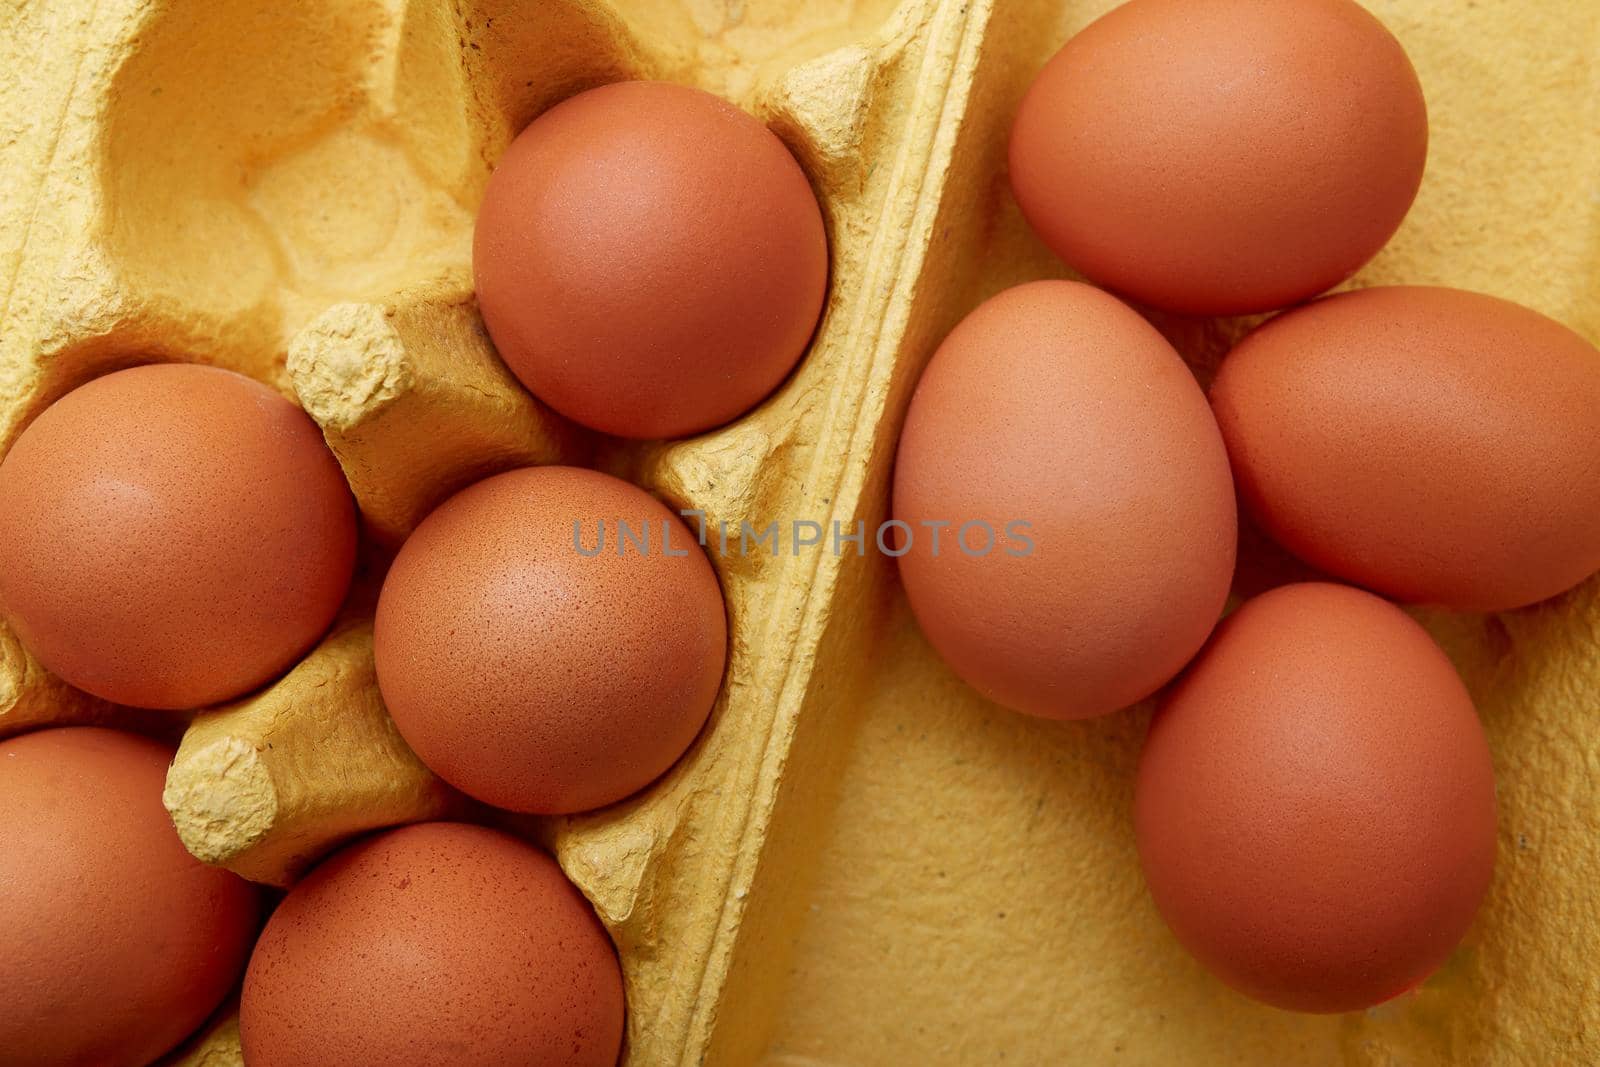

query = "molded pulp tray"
[1,1,1596,1065]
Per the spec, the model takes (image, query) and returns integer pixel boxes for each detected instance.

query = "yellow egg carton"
[2,1,1597,1065]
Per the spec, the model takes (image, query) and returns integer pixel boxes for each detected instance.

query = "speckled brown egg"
[892,280,1236,720]
[1136,582,1497,1013]
[1211,286,1600,611]
[0,363,357,709]
[240,821,623,1067]
[1009,0,1428,315]
[0,727,259,1067]
[473,79,828,440]
[374,465,726,813]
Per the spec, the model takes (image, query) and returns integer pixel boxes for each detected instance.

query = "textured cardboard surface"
[760,2,1600,1064]
[2,1,1595,1065]
[2,1,986,1064]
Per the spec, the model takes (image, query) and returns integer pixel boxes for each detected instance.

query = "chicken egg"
[892,280,1236,719]
[473,80,828,439]
[1211,286,1600,610]
[0,727,259,1067]
[240,821,623,1067]
[1009,0,1428,315]
[1136,582,1497,1012]
[0,363,357,709]
[374,465,726,813]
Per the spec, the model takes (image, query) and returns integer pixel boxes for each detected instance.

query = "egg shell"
[0,727,259,1067]
[1211,285,1600,611]
[1008,0,1428,316]
[473,79,829,440]
[0,363,357,710]
[240,821,623,1067]
[373,465,727,813]
[892,280,1236,720]
[1136,582,1497,1013]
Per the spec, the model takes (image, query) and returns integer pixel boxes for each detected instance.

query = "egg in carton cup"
[3,0,999,1063]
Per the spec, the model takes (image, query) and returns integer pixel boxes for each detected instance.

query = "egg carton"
[5,2,1599,1067]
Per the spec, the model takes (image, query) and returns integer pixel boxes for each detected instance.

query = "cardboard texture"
[0,1,1594,1065]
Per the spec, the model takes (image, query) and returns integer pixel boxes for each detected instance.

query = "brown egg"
[1136,583,1497,1013]
[374,465,726,813]
[473,79,828,440]
[240,822,623,1067]
[1211,286,1600,611]
[1009,0,1427,315]
[0,363,357,709]
[892,280,1236,719]
[0,727,259,1067]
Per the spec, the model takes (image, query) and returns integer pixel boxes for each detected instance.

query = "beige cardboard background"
[761,2,1600,1064]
